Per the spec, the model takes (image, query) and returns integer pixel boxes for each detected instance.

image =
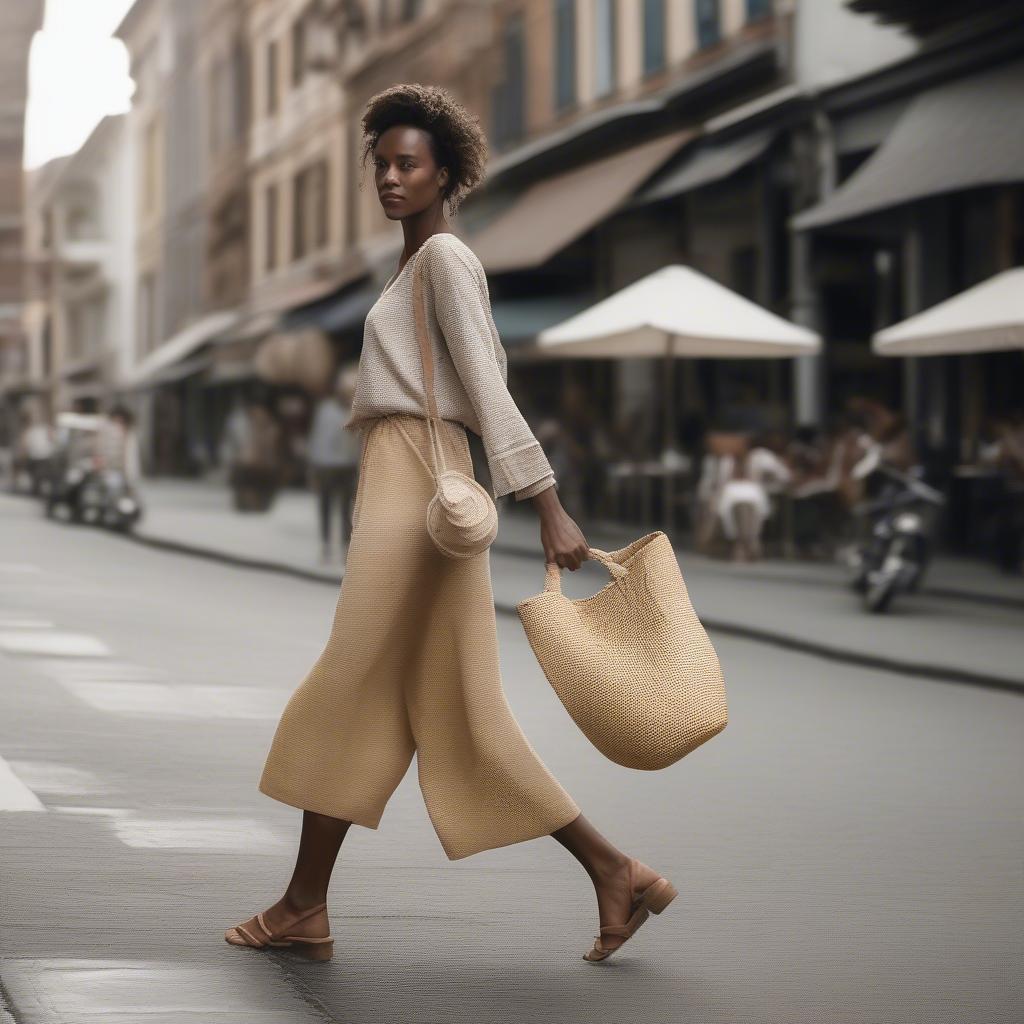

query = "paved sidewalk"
[114,478,1023,691]
[135,478,1024,595]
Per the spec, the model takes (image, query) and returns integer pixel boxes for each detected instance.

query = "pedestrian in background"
[307,364,361,562]
[225,397,283,512]
[12,402,55,493]
[94,405,141,487]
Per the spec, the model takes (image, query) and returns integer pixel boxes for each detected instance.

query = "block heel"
[278,935,334,961]
[640,877,678,914]
[582,858,677,963]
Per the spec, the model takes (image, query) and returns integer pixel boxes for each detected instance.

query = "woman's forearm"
[530,481,562,520]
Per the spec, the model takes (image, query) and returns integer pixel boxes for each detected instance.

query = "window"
[292,170,304,259]
[231,37,248,137]
[746,0,772,21]
[137,273,157,358]
[553,0,576,112]
[67,304,84,361]
[695,0,721,49]
[291,13,306,87]
[266,40,279,115]
[642,0,665,76]
[265,183,278,271]
[312,162,328,249]
[595,0,616,97]
[208,63,222,155]
[142,116,160,215]
[399,0,421,21]
[492,12,525,148]
[730,246,758,300]
[65,204,99,241]
[64,184,100,240]
[292,159,329,260]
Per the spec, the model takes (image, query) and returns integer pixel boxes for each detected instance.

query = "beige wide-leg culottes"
[258,412,581,860]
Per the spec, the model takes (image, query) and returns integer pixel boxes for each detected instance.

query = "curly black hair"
[359,83,488,217]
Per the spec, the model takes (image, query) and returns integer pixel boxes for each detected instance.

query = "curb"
[494,538,1024,612]
[126,527,1024,696]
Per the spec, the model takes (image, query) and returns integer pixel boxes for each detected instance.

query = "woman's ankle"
[587,851,631,884]
[282,888,328,913]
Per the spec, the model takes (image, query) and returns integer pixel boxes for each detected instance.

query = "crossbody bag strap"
[411,251,449,477]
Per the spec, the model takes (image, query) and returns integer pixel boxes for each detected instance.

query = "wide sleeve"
[421,237,557,501]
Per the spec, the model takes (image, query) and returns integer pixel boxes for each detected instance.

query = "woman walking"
[224,84,676,964]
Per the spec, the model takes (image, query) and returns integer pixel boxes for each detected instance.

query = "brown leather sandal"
[582,858,678,963]
[224,901,334,961]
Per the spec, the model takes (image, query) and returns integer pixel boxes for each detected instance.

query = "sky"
[23,0,138,170]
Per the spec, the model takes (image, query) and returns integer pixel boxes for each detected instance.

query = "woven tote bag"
[516,530,728,770]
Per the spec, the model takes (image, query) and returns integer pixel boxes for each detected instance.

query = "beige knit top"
[344,231,556,501]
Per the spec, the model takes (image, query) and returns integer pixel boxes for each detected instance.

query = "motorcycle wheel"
[865,575,896,613]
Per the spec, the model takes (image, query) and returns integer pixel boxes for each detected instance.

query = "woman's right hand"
[533,486,591,570]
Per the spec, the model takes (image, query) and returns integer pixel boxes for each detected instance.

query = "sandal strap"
[235,903,328,946]
[279,902,328,933]
[234,922,265,948]
[598,904,649,938]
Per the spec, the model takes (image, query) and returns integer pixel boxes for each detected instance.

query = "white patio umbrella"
[873,267,1024,356]
[533,264,821,533]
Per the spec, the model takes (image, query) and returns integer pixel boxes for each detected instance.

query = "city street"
[1,492,1022,1023]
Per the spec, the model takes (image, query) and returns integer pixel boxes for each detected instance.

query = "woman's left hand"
[533,487,591,570]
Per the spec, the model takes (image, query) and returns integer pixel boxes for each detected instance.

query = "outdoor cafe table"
[605,458,693,534]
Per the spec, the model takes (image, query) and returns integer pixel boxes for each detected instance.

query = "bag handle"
[544,547,629,594]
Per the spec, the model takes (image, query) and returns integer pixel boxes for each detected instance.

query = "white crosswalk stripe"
[112,816,290,850]
[0,631,111,657]
[0,755,46,811]
[58,680,285,718]
[6,761,106,796]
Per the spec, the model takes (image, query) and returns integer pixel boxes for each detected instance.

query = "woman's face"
[373,125,449,220]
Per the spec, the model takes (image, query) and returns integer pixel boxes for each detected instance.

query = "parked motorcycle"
[93,469,144,532]
[842,444,946,613]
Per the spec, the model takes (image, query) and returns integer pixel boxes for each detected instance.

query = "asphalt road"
[1,495,1021,1023]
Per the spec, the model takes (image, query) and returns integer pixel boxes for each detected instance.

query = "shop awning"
[217,309,281,344]
[491,293,593,350]
[126,310,240,387]
[873,267,1024,356]
[129,353,213,390]
[467,127,694,274]
[631,129,774,205]
[283,281,380,335]
[794,58,1024,230]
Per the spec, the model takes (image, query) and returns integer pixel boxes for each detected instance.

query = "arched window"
[63,181,101,241]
